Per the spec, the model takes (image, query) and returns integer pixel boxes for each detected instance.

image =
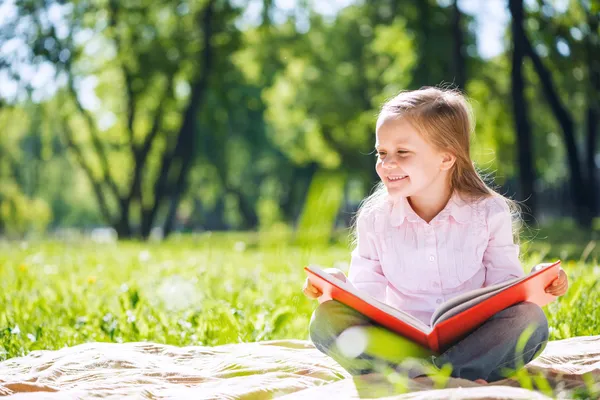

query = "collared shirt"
[347,192,524,326]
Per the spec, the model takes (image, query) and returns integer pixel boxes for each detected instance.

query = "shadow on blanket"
[0,335,598,399]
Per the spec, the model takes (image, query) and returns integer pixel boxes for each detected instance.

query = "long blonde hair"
[354,87,521,240]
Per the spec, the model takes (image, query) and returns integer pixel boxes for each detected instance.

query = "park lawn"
[1,231,599,361]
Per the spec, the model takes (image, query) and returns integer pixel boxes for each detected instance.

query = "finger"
[304,285,317,294]
[304,281,315,291]
[549,282,566,292]
[546,283,567,295]
[557,283,568,293]
[303,284,314,293]
[545,286,559,294]
[555,280,568,289]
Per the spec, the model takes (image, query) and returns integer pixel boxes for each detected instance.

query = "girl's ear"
[440,152,456,171]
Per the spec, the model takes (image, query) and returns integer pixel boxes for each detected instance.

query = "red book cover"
[305,260,561,353]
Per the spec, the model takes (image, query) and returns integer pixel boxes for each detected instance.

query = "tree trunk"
[587,107,599,217]
[508,0,536,223]
[415,0,431,87]
[228,187,259,229]
[511,0,590,226]
[452,0,466,91]
[141,0,216,239]
[162,125,197,237]
[585,9,600,218]
[203,197,228,231]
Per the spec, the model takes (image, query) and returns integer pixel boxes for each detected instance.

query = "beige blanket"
[0,336,598,399]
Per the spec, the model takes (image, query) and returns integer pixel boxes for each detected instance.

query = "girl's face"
[375,115,454,200]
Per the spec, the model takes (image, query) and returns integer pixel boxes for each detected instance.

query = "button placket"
[425,225,442,289]
[425,224,442,290]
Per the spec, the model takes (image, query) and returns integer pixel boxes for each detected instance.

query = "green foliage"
[263,7,416,173]
[0,183,52,237]
[0,0,597,234]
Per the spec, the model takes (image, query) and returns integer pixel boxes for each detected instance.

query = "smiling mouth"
[387,175,408,182]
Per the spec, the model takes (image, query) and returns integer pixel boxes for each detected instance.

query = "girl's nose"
[382,157,398,168]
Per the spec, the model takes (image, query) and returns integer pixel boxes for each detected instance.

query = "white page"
[429,276,522,326]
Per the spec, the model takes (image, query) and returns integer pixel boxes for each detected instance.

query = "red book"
[305,261,561,353]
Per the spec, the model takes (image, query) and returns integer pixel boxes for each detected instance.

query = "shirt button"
[429,255,435,262]
[436,298,442,304]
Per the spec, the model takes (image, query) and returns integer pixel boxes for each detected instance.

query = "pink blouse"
[348,193,524,326]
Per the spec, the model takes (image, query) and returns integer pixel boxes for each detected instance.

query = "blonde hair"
[354,87,521,241]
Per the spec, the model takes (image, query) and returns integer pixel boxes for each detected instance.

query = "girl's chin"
[386,186,411,198]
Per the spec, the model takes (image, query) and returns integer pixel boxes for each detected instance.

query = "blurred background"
[0,0,599,242]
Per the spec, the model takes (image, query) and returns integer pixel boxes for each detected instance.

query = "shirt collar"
[389,192,472,227]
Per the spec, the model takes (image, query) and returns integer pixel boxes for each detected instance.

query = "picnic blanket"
[0,335,598,399]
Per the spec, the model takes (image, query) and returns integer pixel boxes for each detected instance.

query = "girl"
[302,87,569,384]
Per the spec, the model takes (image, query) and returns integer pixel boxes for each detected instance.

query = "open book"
[305,260,561,353]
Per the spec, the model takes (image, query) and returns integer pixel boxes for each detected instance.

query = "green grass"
[0,232,351,360]
[0,229,599,364]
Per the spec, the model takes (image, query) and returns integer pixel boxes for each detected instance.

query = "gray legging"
[309,300,549,382]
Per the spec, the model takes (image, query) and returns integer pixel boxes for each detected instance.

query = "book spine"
[427,331,440,354]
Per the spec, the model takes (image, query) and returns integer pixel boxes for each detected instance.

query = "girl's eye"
[377,152,386,158]
[398,150,408,155]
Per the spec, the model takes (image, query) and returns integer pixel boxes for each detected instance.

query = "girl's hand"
[545,268,568,296]
[302,268,347,299]
[303,278,322,299]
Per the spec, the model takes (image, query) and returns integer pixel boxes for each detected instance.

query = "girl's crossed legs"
[309,300,549,382]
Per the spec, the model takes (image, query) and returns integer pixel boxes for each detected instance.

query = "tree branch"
[61,120,114,223]
[129,74,174,205]
[520,26,574,131]
[65,73,123,202]
[107,0,136,146]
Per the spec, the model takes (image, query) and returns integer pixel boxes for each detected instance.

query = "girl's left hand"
[545,268,568,296]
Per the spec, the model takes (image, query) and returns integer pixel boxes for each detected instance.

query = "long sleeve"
[347,212,388,302]
[483,198,525,286]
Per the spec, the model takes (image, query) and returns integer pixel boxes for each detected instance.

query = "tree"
[508,0,598,226]
[583,3,600,217]
[509,0,537,221]
[13,0,245,238]
[452,0,466,91]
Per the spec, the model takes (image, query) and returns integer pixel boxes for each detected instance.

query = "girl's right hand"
[302,268,347,300]
[303,278,323,299]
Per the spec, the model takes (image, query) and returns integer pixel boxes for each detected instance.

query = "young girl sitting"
[302,87,569,384]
